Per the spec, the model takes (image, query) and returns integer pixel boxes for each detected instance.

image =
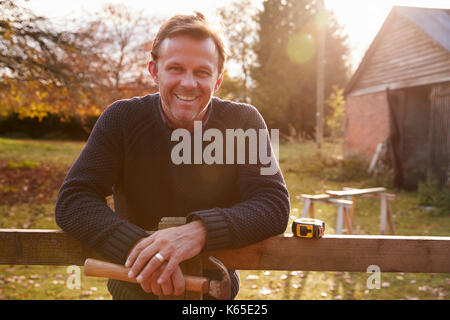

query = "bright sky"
[22,0,450,71]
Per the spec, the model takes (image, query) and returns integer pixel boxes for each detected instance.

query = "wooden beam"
[0,229,152,266]
[0,229,100,266]
[1,229,449,274]
[204,235,450,274]
[326,187,386,197]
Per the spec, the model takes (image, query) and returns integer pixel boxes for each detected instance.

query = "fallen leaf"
[259,288,272,295]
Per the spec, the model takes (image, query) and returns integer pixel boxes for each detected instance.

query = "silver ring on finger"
[154,252,165,263]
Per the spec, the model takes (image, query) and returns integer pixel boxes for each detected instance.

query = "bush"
[1,131,32,139]
[418,175,450,214]
[0,113,98,141]
[311,153,372,182]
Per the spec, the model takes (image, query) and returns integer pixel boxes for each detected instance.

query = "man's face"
[149,35,223,129]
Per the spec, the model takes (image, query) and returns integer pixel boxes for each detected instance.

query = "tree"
[1,1,159,129]
[79,4,160,102]
[325,85,345,140]
[1,1,79,85]
[0,0,95,119]
[217,0,258,103]
[251,0,350,138]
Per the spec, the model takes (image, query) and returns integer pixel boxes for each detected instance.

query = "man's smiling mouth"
[175,94,198,102]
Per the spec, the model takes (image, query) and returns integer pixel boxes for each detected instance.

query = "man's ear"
[214,72,224,92]
[148,61,158,84]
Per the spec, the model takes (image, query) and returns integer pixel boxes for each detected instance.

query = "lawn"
[0,137,448,300]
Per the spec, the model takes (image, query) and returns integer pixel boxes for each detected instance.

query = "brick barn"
[343,6,450,190]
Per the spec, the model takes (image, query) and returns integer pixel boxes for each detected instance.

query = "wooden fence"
[1,217,450,299]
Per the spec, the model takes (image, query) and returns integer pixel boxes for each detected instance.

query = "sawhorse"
[300,194,354,235]
[326,187,396,235]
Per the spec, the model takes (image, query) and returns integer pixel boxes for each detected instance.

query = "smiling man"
[55,12,290,300]
[150,35,222,130]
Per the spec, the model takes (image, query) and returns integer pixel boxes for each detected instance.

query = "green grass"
[0,137,84,169]
[0,137,448,300]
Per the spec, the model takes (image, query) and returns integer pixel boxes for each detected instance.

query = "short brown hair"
[151,11,228,75]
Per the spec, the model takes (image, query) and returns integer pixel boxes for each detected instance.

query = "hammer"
[83,256,231,300]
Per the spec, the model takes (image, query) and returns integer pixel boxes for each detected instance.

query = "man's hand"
[125,220,206,295]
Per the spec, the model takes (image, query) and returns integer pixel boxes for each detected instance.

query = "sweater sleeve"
[187,105,290,251]
[55,101,148,265]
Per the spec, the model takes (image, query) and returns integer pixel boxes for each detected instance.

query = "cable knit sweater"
[55,93,290,299]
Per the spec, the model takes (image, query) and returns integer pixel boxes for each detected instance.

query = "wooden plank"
[0,229,101,266]
[2,230,450,274]
[380,194,388,235]
[309,202,315,219]
[300,194,331,200]
[0,229,151,266]
[387,200,396,235]
[326,187,386,197]
[327,198,353,207]
[336,204,344,234]
[301,198,311,218]
[204,235,450,273]
[343,207,353,235]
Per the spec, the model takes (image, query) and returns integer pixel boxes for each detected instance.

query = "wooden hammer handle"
[84,258,209,294]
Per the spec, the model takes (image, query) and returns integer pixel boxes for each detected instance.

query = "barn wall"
[344,91,391,160]
[351,11,450,96]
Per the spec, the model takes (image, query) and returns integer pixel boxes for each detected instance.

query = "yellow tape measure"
[292,218,325,239]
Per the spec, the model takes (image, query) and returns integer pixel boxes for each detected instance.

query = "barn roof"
[397,6,450,51]
[345,6,450,96]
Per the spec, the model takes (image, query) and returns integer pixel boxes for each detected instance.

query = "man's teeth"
[176,94,197,101]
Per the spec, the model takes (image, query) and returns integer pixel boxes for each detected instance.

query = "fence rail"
[1,228,449,274]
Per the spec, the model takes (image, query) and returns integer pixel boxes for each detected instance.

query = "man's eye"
[198,70,211,77]
[169,67,182,72]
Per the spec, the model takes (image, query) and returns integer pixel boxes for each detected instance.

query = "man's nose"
[180,71,198,89]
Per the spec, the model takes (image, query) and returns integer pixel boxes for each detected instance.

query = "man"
[55,12,289,300]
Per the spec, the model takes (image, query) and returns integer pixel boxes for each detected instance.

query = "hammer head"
[208,256,231,300]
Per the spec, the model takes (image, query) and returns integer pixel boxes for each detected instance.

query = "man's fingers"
[125,236,154,268]
[128,245,159,279]
[135,248,170,282]
[150,267,163,295]
[157,257,180,285]
[160,275,174,296]
[140,278,152,294]
[171,266,185,296]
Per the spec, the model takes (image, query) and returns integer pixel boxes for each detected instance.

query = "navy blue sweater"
[55,93,290,299]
